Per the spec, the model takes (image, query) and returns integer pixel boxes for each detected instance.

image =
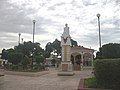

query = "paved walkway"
[0,69,92,90]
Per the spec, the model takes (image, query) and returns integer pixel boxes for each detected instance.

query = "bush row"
[94,59,120,89]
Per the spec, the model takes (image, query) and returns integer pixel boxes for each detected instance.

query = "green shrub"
[85,77,97,88]
[32,64,45,71]
[5,64,18,71]
[11,64,18,70]
[94,59,120,89]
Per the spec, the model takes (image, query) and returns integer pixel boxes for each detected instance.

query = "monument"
[58,24,74,76]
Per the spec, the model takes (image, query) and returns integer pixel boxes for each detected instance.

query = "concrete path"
[0,69,92,90]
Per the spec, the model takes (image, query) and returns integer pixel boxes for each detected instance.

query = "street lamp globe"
[97,13,100,18]
[19,33,21,36]
[33,20,36,23]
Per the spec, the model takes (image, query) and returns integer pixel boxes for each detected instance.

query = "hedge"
[4,64,45,72]
[94,59,120,89]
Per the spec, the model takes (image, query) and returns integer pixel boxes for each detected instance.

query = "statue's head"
[65,23,68,27]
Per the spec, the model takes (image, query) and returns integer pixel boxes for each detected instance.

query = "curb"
[4,70,49,77]
[78,78,85,90]
[0,75,4,85]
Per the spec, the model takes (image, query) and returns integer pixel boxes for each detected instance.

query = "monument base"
[57,61,74,76]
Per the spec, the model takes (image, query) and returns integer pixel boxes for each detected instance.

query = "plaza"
[0,69,92,90]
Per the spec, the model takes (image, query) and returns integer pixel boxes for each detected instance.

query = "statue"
[63,24,69,37]
[61,24,71,46]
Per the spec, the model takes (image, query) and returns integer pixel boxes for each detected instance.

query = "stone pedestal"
[58,45,74,76]
[58,61,74,76]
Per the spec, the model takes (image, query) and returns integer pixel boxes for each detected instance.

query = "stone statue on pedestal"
[58,24,74,76]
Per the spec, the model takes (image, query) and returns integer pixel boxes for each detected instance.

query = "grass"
[84,77,97,88]
[85,77,113,89]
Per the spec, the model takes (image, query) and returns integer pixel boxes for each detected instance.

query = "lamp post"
[18,33,21,45]
[97,13,102,49]
[33,20,36,43]
[31,48,36,65]
[81,51,84,70]
[21,38,24,44]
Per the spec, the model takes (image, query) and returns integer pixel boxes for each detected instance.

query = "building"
[70,45,94,70]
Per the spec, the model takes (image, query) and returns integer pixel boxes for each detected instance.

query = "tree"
[52,39,61,55]
[96,43,120,59]
[44,42,53,58]
[44,38,78,58]
[1,41,44,66]
[8,52,23,65]
[35,54,44,65]
[21,55,30,68]
[14,41,44,58]
[71,39,78,47]
[51,59,56,66]
[1,49,8,60]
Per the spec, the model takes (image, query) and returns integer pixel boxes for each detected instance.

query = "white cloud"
[0,0,120,52]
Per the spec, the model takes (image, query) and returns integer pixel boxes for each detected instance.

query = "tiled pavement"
[0,69,92,90]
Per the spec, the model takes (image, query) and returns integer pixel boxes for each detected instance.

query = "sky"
[0,0,120,52]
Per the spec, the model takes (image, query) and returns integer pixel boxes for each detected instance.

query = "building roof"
[71,45,94,52]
